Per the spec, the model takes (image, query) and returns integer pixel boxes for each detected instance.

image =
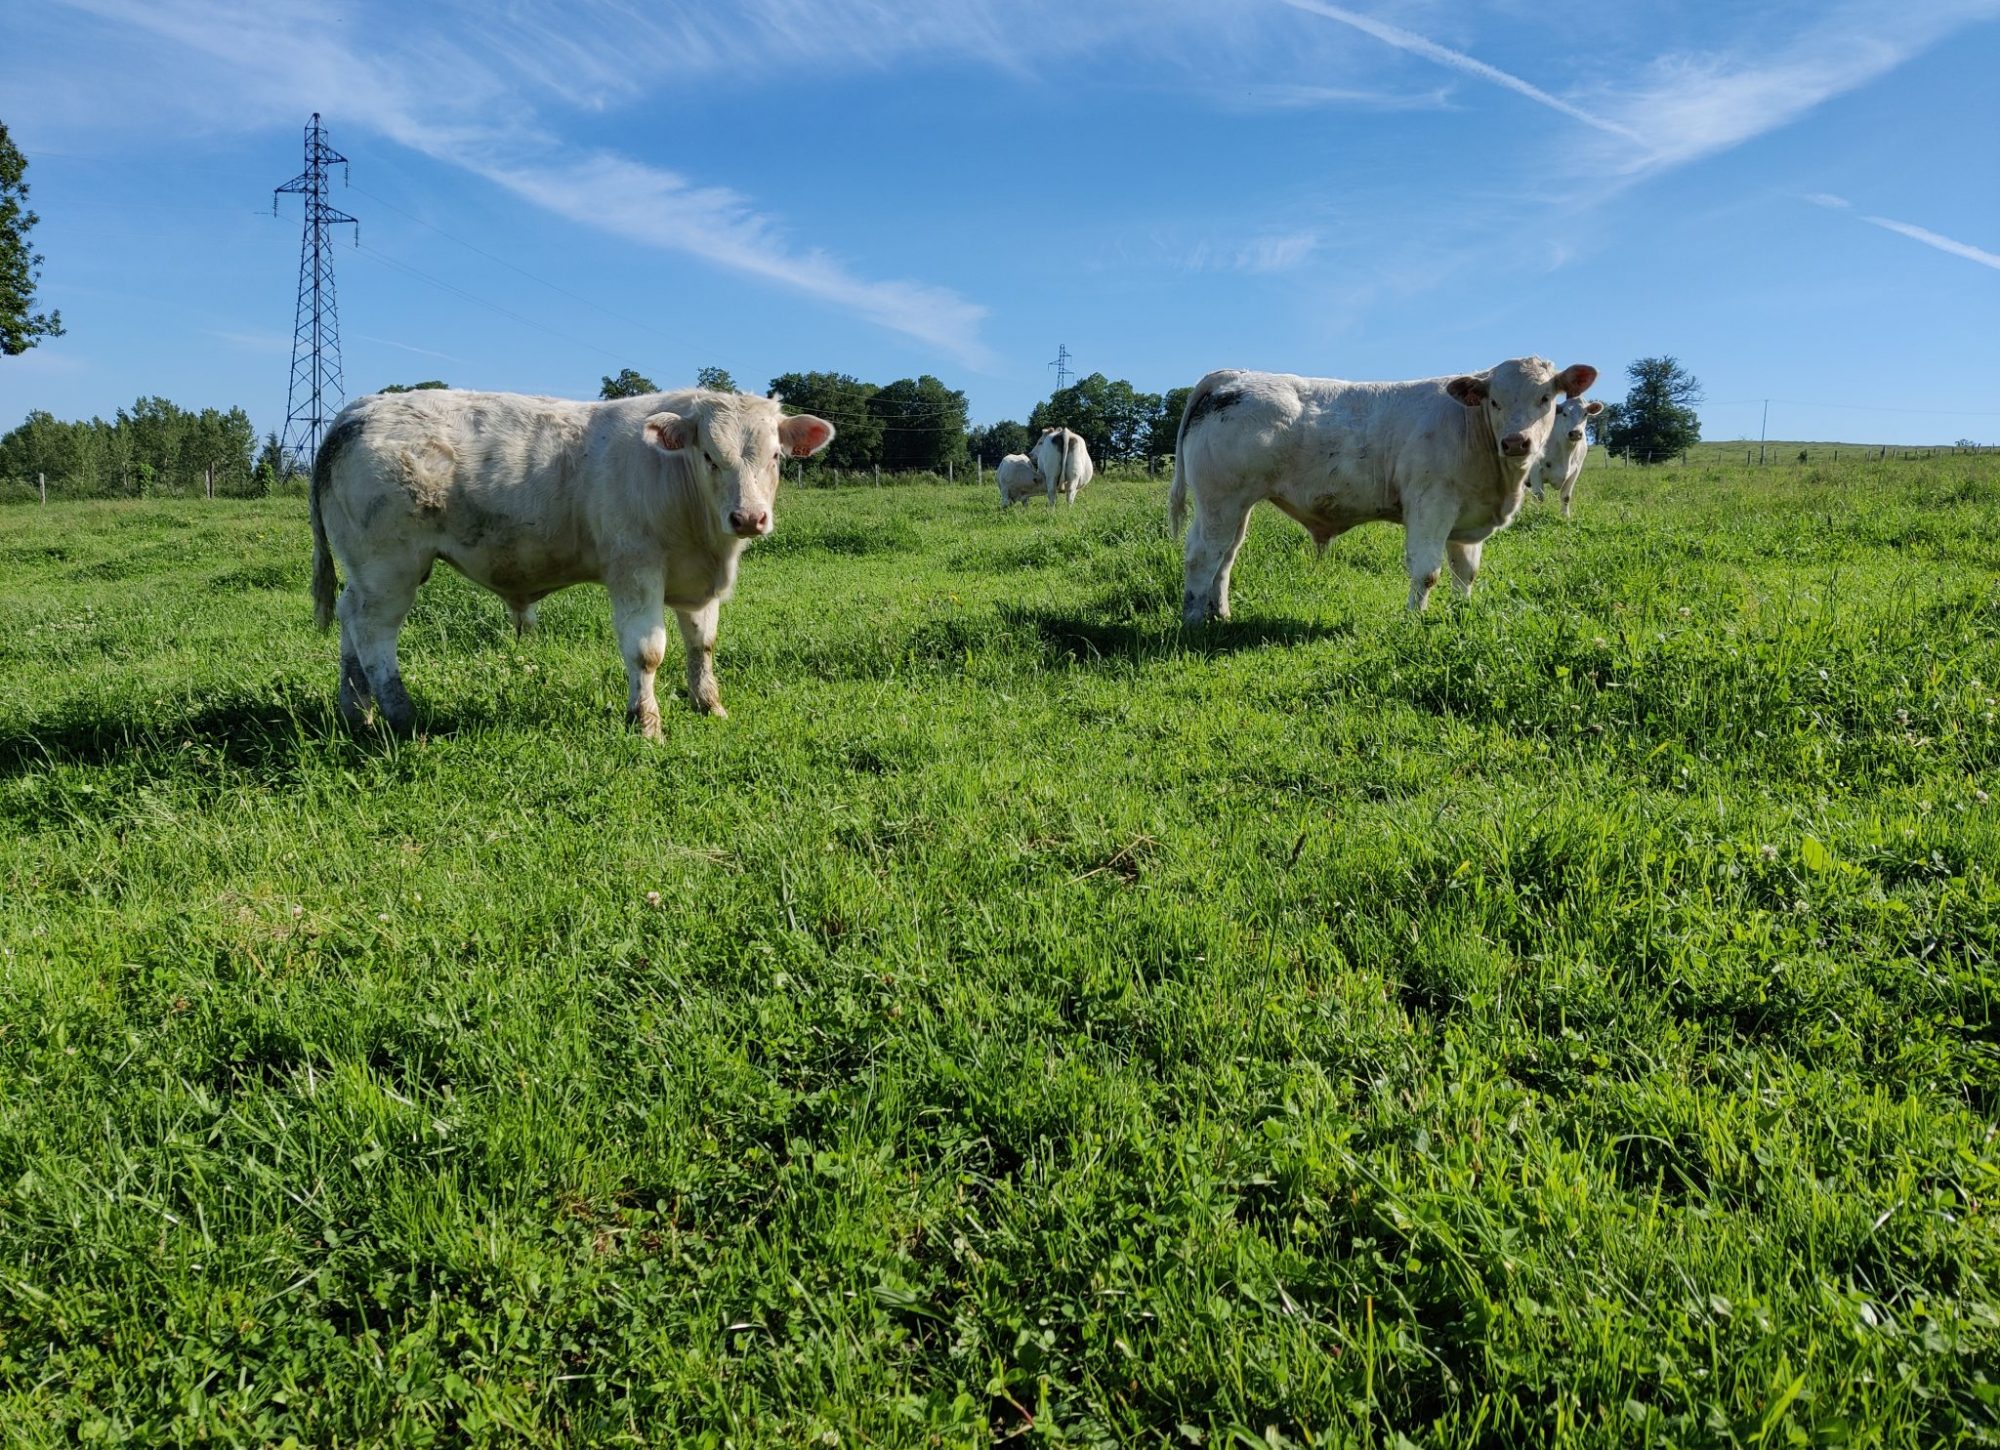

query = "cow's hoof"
[692,697,728,720]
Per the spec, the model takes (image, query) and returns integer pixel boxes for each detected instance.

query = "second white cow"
[1032,427,1094,505]
[1531,397,1603,517]
[1169,356,1597,623]
[996,453,1047,507]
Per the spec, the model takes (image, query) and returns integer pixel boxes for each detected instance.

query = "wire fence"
[14,443,1995,507]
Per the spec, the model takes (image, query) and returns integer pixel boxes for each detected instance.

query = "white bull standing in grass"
[1531,396,1604,517]
[1168,356,1597,623]
[1032,427,1095,505]
[996,452,1046,507]
[309,387,834,737]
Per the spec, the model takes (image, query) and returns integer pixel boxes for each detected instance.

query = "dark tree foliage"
[695,366,737,393]
[1028,374,1171,465]
[0,398,257,497]
[1150,386,1195,459]
[379,380,448,394]
[599,368,658,399]
[969,420,1034,467]
[0,120,63,356]
[767,371,882,471]
[869,376,968,473]
[1606,357,1703,462]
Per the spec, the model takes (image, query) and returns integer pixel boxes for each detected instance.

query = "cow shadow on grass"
[1001,601,1355,669]
[0,684,498,783]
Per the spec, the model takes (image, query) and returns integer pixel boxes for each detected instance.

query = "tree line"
[0,355,1722,501]
[0,399,282,499]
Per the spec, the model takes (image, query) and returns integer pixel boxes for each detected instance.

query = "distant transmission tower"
[274,114,359,473]
[1048,343,1073,391]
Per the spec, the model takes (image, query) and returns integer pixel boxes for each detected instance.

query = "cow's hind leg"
[336,623,372,729]
[1561,480,1577,519]
[1447,539,1483,599]
[336,562,423,734]
[1182,492,1255,626]
[608,571,668,739]
[675,599,727,719]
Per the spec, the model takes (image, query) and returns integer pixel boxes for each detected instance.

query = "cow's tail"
[309,437,339,631]
[1168,382,1202,537]
[1059,430,1074,501]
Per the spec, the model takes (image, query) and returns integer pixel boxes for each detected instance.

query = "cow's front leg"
[1560,480,1578,518]
[1402,503,1454,614]
[1447,539,1483,599]
[608,573,668,739]
[675,599,727,718]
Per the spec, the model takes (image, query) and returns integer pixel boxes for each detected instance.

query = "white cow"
[309,387,834,737]
[996,453,1047,507]
[1168,356,1597,623]
[1531,397,1603,517]
[1032,427,1095,505]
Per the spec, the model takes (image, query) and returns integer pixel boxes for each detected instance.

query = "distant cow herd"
[309,355,1597,733]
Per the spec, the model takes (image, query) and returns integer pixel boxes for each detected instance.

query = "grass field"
[2,455,1998,1446]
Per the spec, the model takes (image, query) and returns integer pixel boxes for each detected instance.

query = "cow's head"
[1448,358,1597,467]
[1532,397,1603,498]
[643,393,834,540]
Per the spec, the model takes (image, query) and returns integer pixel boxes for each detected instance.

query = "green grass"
[2,456,1997,1446]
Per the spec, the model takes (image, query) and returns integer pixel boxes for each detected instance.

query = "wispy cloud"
[1590,1,2000,175]
[1231,82,1455,113]
[204,327,290,354]
[1806,191,2000,272]
[1171,229,1323,275]
[1271,0,1644,142]
[47,0,995,364]
[1858,217,2000,272]
[352,333,467,363]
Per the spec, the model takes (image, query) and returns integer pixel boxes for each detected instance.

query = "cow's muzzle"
[1500,433,1533,457]
[728,509,771,538]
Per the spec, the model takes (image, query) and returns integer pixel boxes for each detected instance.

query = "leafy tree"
[695,366,737,393]
[1030,373,1161,465]
[1,120,63,356]
[768,371,882,471]
[1605,357,1702,462]
[869,375,968,473]
[599,368,658,399]
[379,379,447,394]
[252,431,290,495]
[1591,400,1623,448]
[1149,386,1195,460]
[969,420,1034,467]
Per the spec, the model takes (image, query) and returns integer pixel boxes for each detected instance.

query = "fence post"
[874,464,880,487]
[947,459,953,484]
[977,457,983,490]
[205,462,214,500]
[39,472,47,505]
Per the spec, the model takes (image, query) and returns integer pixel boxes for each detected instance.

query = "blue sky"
[4,0,1998,445]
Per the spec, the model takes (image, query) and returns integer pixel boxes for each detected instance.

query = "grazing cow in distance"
[1033,427,1095,505]
[996,453,1047,507]
[1169,356,1597,623]
[309,386,835,737]
[1531,397,1604,517]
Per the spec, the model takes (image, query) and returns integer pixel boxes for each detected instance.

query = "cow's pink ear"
[1447,376,1488,406]
[1584,400,1604,416]
[642,412,691,453]
[1555,364,1599,397]
[778,414,836,459]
